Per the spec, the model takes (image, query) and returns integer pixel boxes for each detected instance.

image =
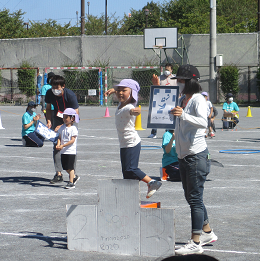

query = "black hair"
[51,75,65,87]
[64,114,75,123]
[165,63,173,70]
[182,78,202,95]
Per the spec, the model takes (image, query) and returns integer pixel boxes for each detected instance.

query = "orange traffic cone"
[104,107,111,117]
[135,105,145,130]
[0,112,5,129]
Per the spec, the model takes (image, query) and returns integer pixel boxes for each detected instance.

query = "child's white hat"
[63,108,79,123]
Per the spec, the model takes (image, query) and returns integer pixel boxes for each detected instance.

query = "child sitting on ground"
[106,79,162,198]
[162,130,181,181]
[56,108,80,189]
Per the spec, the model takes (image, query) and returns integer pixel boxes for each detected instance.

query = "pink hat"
[114,79,140,103]
[63,108,79,123]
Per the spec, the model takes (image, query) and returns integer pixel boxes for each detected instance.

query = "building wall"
[0,33,258,102]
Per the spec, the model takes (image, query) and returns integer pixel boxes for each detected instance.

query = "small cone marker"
[135,105,145,130]
[246,106,252,117]
[104,107,111,117]
[0,112,5,129]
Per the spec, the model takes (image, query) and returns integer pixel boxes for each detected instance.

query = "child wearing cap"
[22,101,44,147]
[56,108,80,189]
[109,79,162,198]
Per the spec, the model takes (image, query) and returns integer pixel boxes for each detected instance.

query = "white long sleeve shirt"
[175,93,208,159]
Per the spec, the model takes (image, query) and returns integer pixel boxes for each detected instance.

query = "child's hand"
[55,125,62,132]
[152,74,160,86]
[130,107,141,116]
[104,88,116,96]
[56,144,63,150]
[33,114,41,121]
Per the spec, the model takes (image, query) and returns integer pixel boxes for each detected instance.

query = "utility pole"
[210,0,217,103]
[258,0,260,31]
[144,9,149,28]
[81,0,85,35]
[87,2,90,17]
[105,0,107,35]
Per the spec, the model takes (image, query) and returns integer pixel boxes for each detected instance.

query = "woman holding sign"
[170,65,217,255]
[21,101,44,147]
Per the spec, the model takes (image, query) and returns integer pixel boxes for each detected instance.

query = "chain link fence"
[105,66,162,106]
[0,67,38,104]
[44,67,102,106]
[0,65,259,105]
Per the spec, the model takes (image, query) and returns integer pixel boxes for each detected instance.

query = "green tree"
[0,9,26,39]
[216,0,257,33]
[27,19,74,37]
[119,1,162,35]
[161,0,210,34]
[85,14,121,35]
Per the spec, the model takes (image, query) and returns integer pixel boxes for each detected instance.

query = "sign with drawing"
[35,121,59,142]
[147,86,179,129]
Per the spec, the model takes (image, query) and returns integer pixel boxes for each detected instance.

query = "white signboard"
[147,86,179,129]
[35,121,59,142]
[88,89,97,96]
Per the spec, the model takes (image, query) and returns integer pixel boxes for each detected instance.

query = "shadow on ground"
[0,176,64,188]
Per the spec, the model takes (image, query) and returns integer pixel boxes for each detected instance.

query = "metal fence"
[105,66,162,106]
[44,67,102,106]
[216,66,259,103]
[0,67,39,104]
[0,65,259,105]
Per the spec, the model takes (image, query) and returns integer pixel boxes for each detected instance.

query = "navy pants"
[23,132,44,147]
[178,148,211,234]
[120,142,146,180]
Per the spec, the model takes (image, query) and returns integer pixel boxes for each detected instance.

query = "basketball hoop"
[153,45,163,56]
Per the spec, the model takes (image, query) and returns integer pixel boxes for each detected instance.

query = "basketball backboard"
[144,28,178,49]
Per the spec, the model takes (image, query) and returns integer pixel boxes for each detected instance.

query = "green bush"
[63,69,99,104]
[219,65,239,97]
[17,61,36,97]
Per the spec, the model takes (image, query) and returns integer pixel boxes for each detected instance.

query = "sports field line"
[204,248,260,255]
[0,232,259,257]
[0,231,67,240]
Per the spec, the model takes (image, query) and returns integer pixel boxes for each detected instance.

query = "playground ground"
[0,105,259,261]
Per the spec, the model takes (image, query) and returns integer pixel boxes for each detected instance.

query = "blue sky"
[0,0,168,26]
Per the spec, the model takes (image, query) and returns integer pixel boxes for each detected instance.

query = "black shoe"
[50,174,63,184]
[65,182,75,189]
[73,175,80,185]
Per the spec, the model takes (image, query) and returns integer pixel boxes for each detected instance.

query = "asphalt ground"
[0,105,259,261]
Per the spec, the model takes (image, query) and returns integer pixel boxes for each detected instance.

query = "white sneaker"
[200,230,218,246]
[146,180,162,198]
[175,240,203,255]
[147,134,156,138]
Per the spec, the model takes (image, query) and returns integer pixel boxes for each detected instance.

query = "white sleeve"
[71,126,78,137]
[180,98,208,128]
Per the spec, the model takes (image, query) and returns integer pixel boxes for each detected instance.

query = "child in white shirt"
[107,79,162,198]
[56,108,79,189]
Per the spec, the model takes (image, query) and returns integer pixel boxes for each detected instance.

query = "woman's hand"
[151,74,160,86]
[170,106,183,117]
